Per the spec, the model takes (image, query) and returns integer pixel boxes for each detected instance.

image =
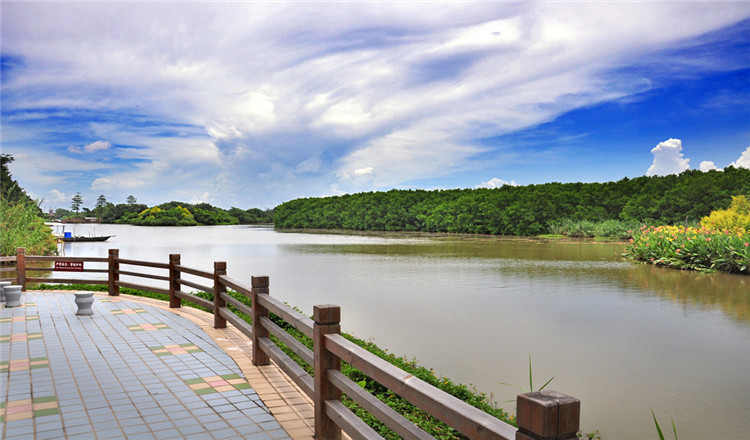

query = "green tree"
[1,154,38,212]
[126,195,137,205]
[71,192,83,219]
[96,194,107,222]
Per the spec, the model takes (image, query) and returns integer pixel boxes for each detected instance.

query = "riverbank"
[276,227,630,245]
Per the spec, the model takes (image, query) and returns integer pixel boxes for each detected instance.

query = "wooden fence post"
[516,391,580,440]
[16,247,26,291]
[250,276,270,366]
[108,249,119,296]
[313,304,342,440]
[169,254,181,308]
[213,262,227,329]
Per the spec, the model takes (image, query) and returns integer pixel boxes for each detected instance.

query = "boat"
[61,235,112,243]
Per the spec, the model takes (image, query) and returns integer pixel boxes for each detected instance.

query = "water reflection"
[286,238,749,325]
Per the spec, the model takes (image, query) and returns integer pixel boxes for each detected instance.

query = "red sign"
[55,261,84,272]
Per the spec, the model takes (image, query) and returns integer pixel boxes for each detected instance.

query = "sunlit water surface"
[47,224,749,439]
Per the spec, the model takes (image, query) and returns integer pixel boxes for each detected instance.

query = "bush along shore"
[624,225,749,273]
[624,196,750,274]
[35,283,603,439]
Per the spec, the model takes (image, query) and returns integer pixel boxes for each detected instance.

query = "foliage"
[1,155,56,256]
[700,195,750,231]
[95,194,107,220]
[1,154,39,212]
[548,219,640,239]
[500,354,554,399]
[274,168,750,236]
[70,192,83,218]
[624,224,749,273]
[105,200,273,226]
[125,205,199,226]
[651,410,678,440]
[0,198,57,256]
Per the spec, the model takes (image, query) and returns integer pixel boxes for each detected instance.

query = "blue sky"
[2,2,749,211]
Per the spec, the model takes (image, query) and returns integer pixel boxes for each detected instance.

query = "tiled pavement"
[1,291,315,439]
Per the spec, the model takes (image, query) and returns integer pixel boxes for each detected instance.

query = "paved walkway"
[1,291,315,440]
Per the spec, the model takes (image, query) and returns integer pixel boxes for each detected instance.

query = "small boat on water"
[61,235,112,243]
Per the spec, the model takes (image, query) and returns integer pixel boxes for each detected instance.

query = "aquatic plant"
[624,224,749,273]
[651,409,678,440]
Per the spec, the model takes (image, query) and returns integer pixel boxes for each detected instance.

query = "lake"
[46,223,750,439]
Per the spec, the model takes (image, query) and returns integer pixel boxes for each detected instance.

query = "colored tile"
[184,375,253,395]
[111,308,147,315]
[0,332,43,343]
[150,343,202,356]
[0,315,39,323]
[0,396,58,423]
[127,323,169,332]
[0,357,50,372]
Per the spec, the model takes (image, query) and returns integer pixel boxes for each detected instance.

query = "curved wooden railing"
[3,247,580,440]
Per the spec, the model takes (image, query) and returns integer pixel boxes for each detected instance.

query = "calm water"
[47,224,749,439]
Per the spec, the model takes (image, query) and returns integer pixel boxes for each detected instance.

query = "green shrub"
[701,195,750,230]
[1,199,57,256]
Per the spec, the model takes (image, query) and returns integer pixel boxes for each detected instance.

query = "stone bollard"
[74,292,95,316]
[4,285,23,307]
[0,281,11,304]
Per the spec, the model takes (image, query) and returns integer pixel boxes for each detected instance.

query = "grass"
[651,410,678,440]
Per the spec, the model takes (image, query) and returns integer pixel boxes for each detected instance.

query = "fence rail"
[6,247,580,440]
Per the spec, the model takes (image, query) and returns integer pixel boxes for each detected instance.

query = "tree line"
[52,196,273,226]
[274,167,750,236]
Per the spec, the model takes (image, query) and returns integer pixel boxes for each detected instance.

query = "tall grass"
[0,199,57,256]
[548,219,639,239]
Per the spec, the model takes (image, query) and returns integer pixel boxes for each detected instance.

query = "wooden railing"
[5,247,581,440]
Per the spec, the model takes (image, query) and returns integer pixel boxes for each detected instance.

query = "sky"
[1,2,749,211]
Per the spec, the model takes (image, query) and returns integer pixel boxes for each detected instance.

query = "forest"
[52,199,273,226]
[274,167,750,236]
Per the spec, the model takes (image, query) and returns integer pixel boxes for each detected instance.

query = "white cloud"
[729,146,750,169]
[68,140,112,154]
[295,157,322,174]
[477,178,517,189]
[646,138,690,176]
[354,167,374,177]
[47,189,68,205]
[190,193,211,205]
[699,161,719,172]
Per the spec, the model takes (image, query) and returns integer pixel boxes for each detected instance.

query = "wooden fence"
[2,247,581,440]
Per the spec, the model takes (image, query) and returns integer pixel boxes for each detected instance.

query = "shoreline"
[275,227,629,244]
